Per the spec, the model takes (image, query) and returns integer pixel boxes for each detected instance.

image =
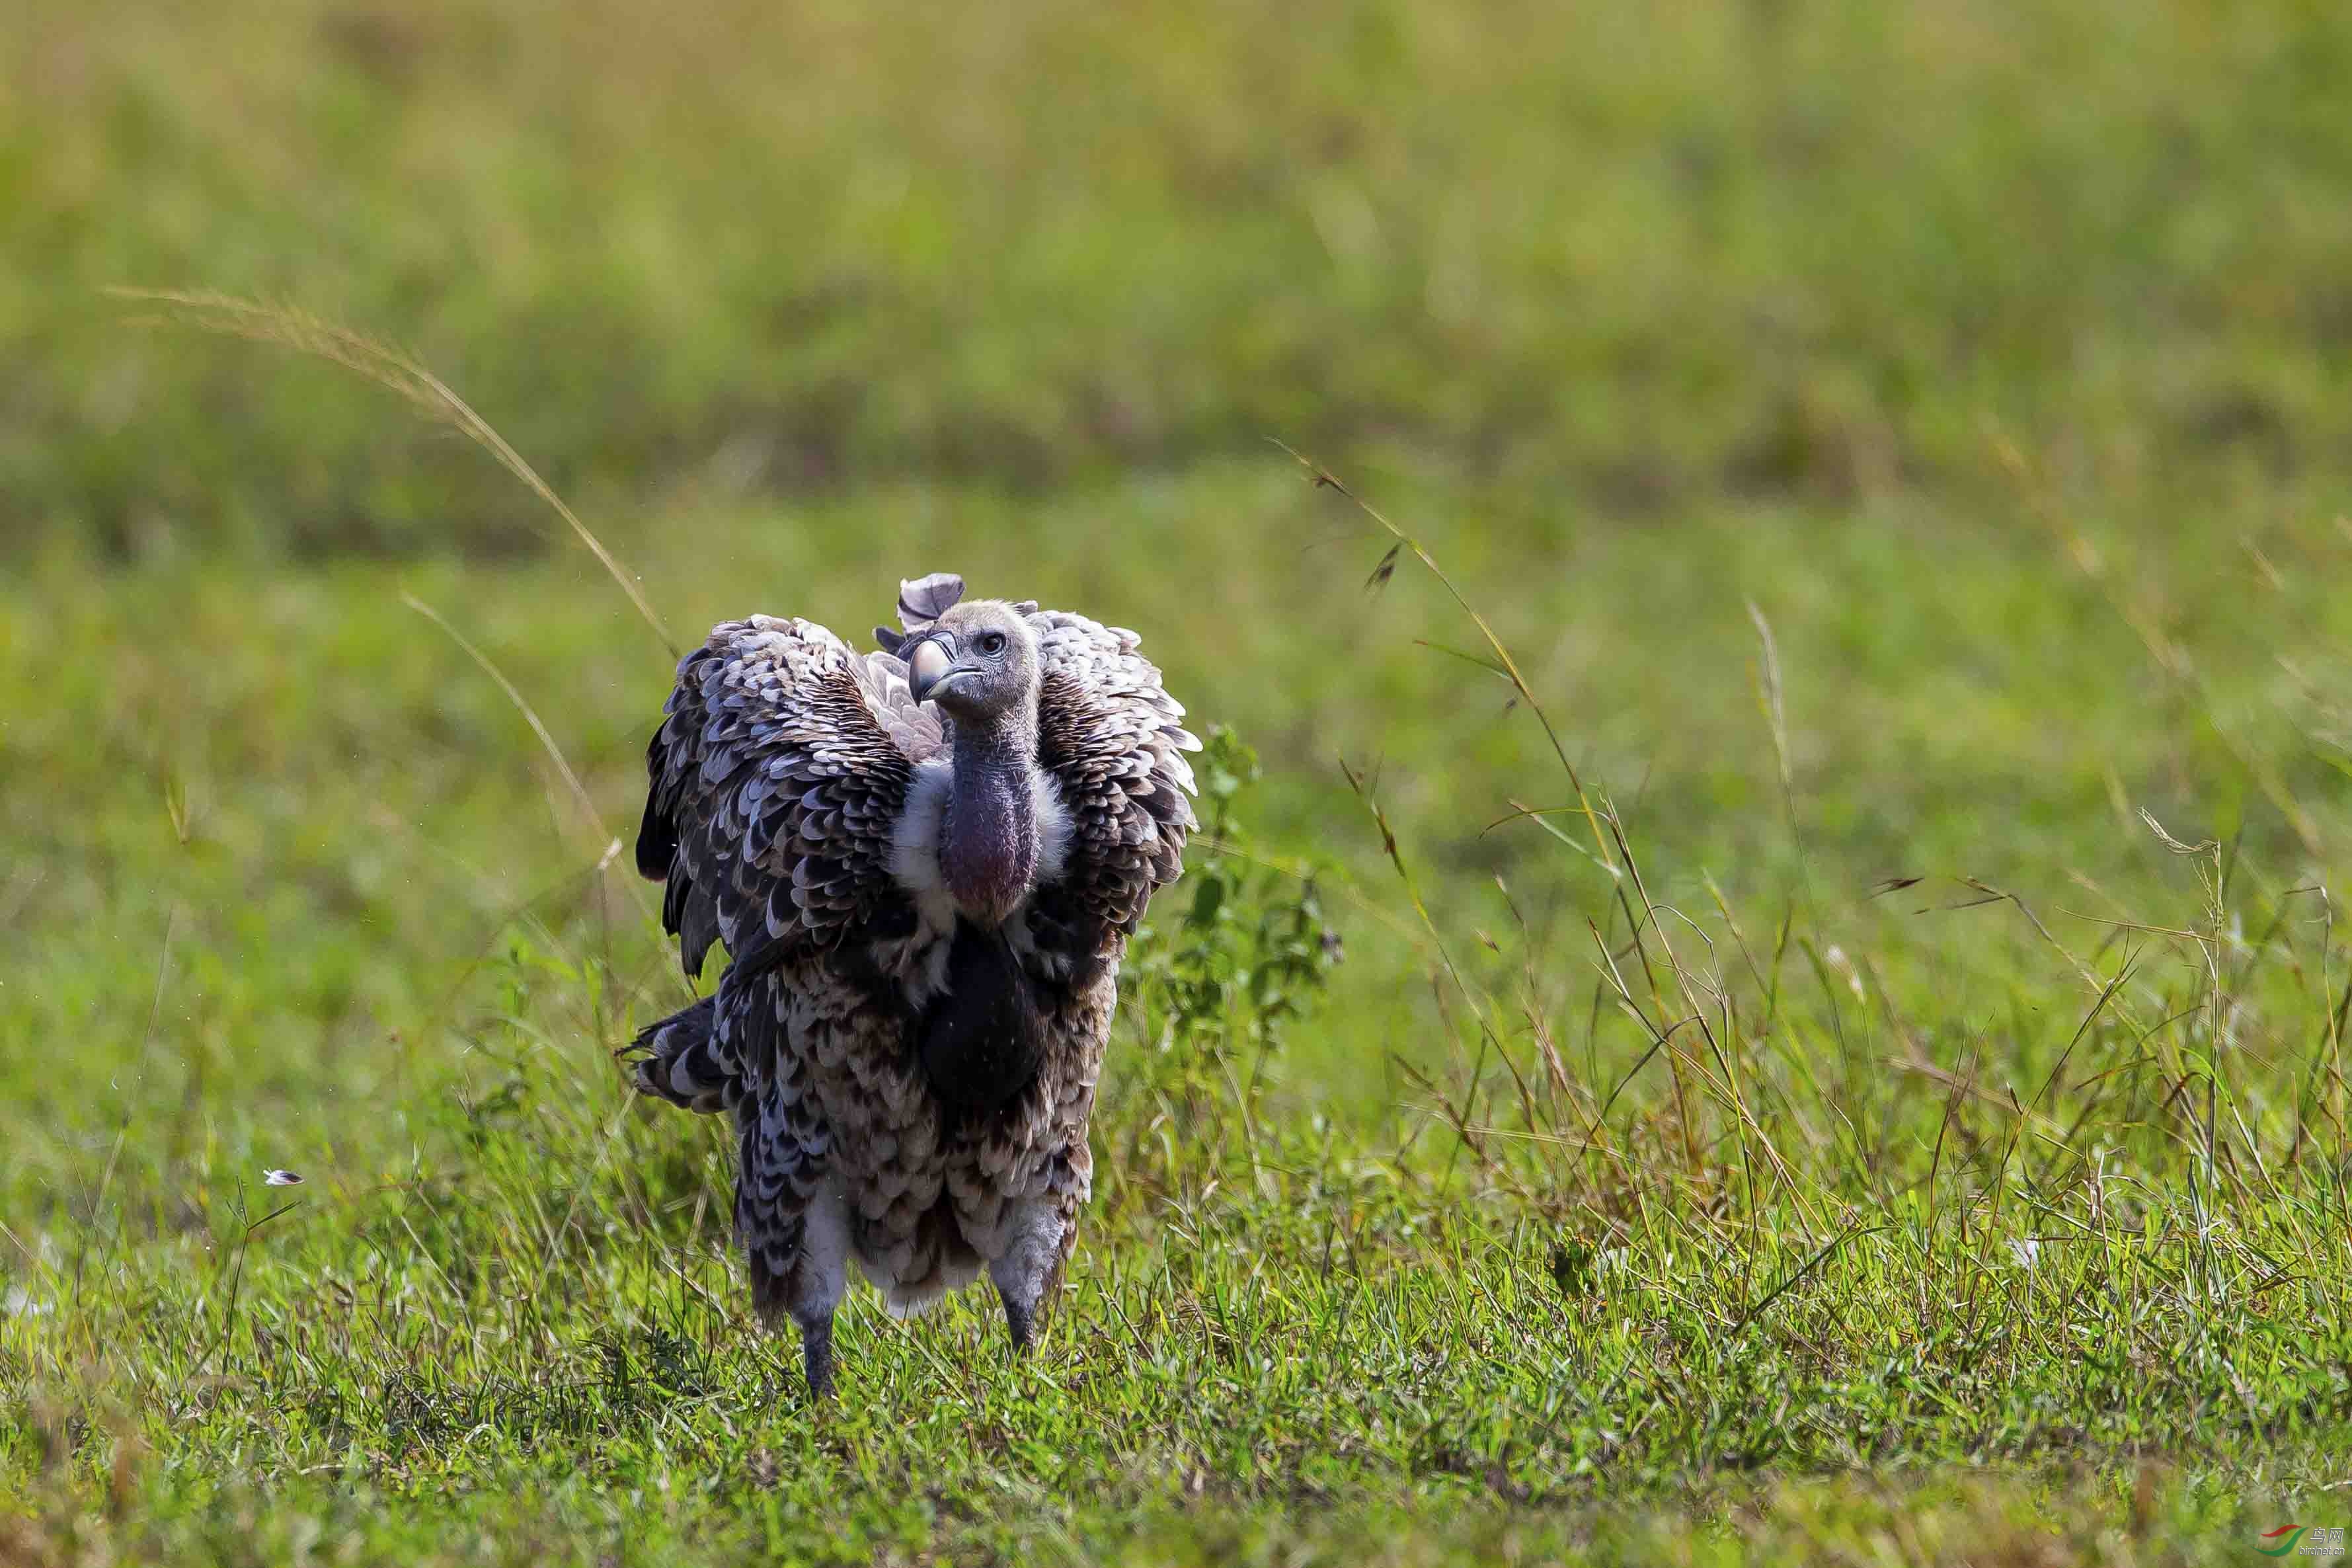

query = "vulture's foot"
[797,1313,836,1400]
[990,1199,1067,1358]
[998,1288,1035,1355]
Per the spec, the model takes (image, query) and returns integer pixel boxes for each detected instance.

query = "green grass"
[9,0,2352,1561]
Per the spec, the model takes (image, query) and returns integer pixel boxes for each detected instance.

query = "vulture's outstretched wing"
[1027,609,1201,942]
[636,615,939,980]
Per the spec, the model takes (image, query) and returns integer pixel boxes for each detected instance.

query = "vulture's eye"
[978,632,1008,656]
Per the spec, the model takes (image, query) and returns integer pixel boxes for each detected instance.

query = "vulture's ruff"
[628,573,1198,1395]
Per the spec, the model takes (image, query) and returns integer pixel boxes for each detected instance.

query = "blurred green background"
[8,0,2352,1155]
[13,0,2352,551]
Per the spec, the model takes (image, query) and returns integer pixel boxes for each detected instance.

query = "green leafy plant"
[1118,726,1341,1138]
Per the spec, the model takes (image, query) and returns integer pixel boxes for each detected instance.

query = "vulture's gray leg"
[736,1068,849,1399]
[772,1185,850,1399]
[989,1198,1068,1354]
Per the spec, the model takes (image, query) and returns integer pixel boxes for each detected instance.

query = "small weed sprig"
[1116,727,1341,1178]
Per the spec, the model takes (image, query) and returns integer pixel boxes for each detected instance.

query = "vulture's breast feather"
[916,920,1048,1124]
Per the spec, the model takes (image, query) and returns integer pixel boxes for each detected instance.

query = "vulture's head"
[901,601,1040,722]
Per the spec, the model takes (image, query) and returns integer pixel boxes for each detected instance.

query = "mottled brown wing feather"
[1027,609,1200,945]
[637,616,921,979]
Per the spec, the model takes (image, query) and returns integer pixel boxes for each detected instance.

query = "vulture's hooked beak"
[905,633,966,705]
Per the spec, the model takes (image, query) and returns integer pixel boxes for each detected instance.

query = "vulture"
[626,572,1198,1395]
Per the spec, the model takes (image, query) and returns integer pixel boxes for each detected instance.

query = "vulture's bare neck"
[941,708,1039,929]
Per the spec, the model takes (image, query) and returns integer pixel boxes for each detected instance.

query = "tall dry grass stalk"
[111,290,672,923]
[1288,448,2345,1345]
[110,289,676,656]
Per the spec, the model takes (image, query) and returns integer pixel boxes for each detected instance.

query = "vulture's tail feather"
[625,994,735,1113]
